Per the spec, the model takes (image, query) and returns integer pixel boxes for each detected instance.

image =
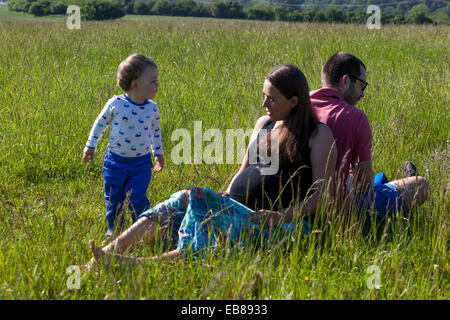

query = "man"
[310,52,429,218]
[310,52,372,193]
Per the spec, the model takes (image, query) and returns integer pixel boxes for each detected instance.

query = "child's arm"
[83,100,114,162]
[150,103,164,171]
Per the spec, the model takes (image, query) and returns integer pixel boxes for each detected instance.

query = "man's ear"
[340,74,350,89]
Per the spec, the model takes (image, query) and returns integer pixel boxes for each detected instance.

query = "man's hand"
[246,209,285,228]
[353,159,374,192]
[83,147,95,163]
[154,155,164,172]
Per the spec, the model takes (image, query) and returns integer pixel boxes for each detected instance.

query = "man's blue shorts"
[353,172,405,220]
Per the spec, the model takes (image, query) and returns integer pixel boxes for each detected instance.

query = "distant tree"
[313,10,326,22]
[190,4,210,17]
[344,10,353,23]
[406,4,433,24]
[124,0,135,14]
[28,0,51,16]
[134,0,151,15]
[273,6,301,22]
[49,1,67,14]
[324,7,344,22]
[151,0,174,15]
[112,0,135,14]
[170,0,199,17]
[273,5,288,21]
[431,3,450,24]
[382,14,395,24]
[397,1,414,14]
[6,0,447,25]
[246,4,275,21]
[80,0,125,20]
[210,1,245,19]
[383,5,400,17]
[351,10,366,24]
[301,10,316,22]
[8,0,35,13]
[286,8,302,22]
[392,14,406,24]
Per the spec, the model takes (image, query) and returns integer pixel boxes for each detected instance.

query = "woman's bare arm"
[225,115,270,194]
[247,123,337,225]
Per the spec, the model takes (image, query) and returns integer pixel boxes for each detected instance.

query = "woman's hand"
[246,209,285,228]
[218,191,230,197]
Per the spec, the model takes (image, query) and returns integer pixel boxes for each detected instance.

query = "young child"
[83,54,164,237]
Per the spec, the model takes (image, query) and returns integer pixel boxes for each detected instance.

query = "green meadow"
[0,9,448,299]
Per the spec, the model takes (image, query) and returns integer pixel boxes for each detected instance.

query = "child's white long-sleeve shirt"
[86,94,163,158]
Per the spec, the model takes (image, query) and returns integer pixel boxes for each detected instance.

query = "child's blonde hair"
[117,54,157,91]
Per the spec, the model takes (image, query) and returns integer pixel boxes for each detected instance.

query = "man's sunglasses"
[348,74,368,91]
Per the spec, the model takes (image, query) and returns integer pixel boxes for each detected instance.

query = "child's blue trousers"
[103,150,152,232]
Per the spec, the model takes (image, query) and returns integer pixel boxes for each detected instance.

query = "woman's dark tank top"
[229,120,313,210]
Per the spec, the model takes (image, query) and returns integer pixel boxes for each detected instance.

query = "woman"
[89,65,337,265]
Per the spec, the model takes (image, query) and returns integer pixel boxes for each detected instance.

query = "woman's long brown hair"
[265,65,319,166]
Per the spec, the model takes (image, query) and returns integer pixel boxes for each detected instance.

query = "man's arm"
[351,111,374,192]
[352,159,374,192]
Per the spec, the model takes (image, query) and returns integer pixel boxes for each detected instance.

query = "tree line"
[7,0,449,24]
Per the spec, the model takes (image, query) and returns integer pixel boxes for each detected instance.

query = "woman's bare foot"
[78,241,103,275]
[88,239,182,268]
[89,239,140,266]
[89,239,105,266]
[81,257,96,274]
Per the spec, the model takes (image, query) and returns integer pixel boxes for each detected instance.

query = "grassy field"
[0,10,448,300]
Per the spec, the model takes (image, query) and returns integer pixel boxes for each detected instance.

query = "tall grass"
[0,15,448,299]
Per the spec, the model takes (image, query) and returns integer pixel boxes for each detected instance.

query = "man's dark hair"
[322,52,366,87]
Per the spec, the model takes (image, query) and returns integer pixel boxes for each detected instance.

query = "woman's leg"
[85,217,170,270]
[102,189,192,254]
[101,216,160,254]
[90,240,182,265]
[388,176,430,210]
[86,189,191,269]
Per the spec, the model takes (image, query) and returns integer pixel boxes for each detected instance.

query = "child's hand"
[83,147,95,163]
[154,155,164,172]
